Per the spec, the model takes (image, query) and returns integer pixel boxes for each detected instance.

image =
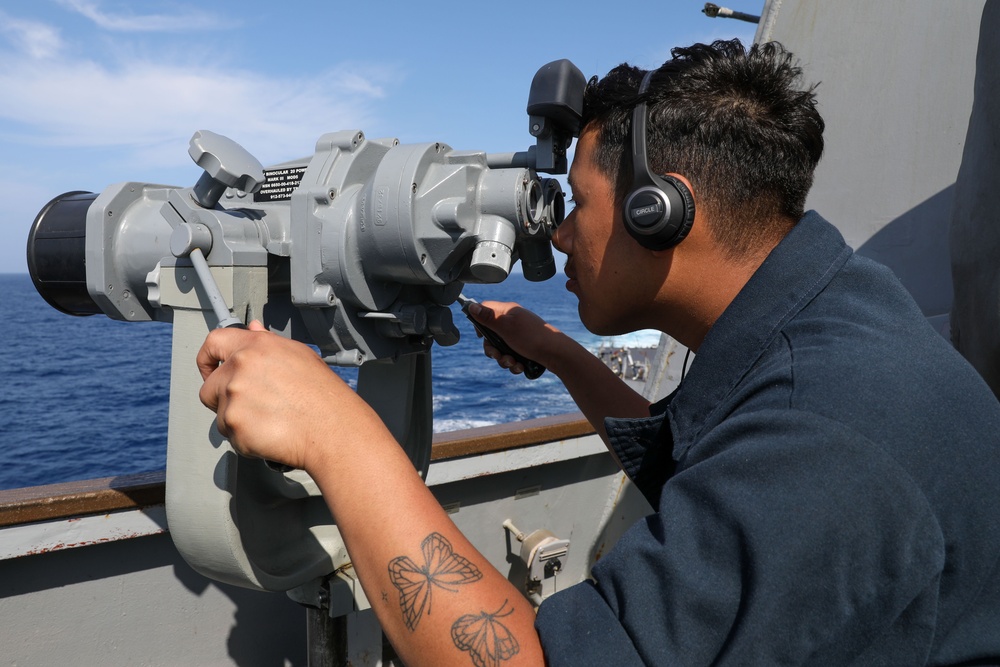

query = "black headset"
[622,70,696,250]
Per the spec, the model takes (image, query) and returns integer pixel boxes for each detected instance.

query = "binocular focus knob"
[188,130,265,208]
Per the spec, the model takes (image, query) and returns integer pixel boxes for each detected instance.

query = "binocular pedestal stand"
[157,262,432,665]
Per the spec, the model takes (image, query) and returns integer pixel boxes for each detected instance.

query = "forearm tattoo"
[451,600,520,667]
[388,532,483,631]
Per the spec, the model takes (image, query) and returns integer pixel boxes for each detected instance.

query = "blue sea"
[0,272,660,491]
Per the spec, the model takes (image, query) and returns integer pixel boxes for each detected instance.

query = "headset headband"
[631,70,656,190]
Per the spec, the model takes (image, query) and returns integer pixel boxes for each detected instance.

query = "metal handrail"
[0,412,594,528]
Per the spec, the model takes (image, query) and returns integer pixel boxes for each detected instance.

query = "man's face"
[553,127,659,335]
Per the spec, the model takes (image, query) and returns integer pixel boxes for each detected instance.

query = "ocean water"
[0,273,660,491]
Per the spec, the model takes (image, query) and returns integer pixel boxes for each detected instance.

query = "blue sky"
[1,0,758,274]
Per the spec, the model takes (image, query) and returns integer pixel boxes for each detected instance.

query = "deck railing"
[0,412,594,528]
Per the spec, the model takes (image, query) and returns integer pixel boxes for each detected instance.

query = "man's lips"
[564,262,578,292]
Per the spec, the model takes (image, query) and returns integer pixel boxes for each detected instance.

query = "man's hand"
[469,301,652,445]
[467,301,565,376]
[196,321,385,472]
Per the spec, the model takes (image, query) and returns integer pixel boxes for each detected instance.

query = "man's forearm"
[468,300,653,445]
[307,424,544,667]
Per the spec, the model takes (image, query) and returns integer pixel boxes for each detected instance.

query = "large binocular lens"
[26,191,101,316]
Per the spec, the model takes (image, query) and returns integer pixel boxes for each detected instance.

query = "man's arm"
[197,322,544,667]
[468,301,652,444]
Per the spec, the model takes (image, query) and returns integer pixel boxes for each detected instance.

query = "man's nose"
[552,210,574,254]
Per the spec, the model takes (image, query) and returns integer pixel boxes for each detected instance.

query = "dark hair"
[581,39,824,257]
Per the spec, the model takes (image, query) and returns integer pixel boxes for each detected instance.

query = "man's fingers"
[483,342,522,374]
[197,326,266,381]
[196,329,230,381]
[198,368,221,411]
[469,301,501,326]
[197,321,271,380]
[212,406,230,437]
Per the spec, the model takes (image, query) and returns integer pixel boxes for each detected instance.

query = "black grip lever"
[458,295,546,380]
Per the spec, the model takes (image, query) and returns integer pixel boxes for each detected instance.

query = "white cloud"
[0,53,393,169]
[0,4,399,273]
[0,11,64,59]
[0,48,396,271]
[57,0,226,33]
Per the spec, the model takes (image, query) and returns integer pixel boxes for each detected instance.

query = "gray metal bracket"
[161,264,433,591]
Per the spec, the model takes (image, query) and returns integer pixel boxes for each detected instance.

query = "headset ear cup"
[625,69,695,249]
[661,174,696,246]
[622,174,696,250]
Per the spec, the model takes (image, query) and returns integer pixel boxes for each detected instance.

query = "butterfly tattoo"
[388,532,483,631]
[451,599,520,667]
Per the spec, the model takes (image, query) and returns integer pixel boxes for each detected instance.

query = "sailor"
[620,346,635,379]
[197,39,1000,665]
